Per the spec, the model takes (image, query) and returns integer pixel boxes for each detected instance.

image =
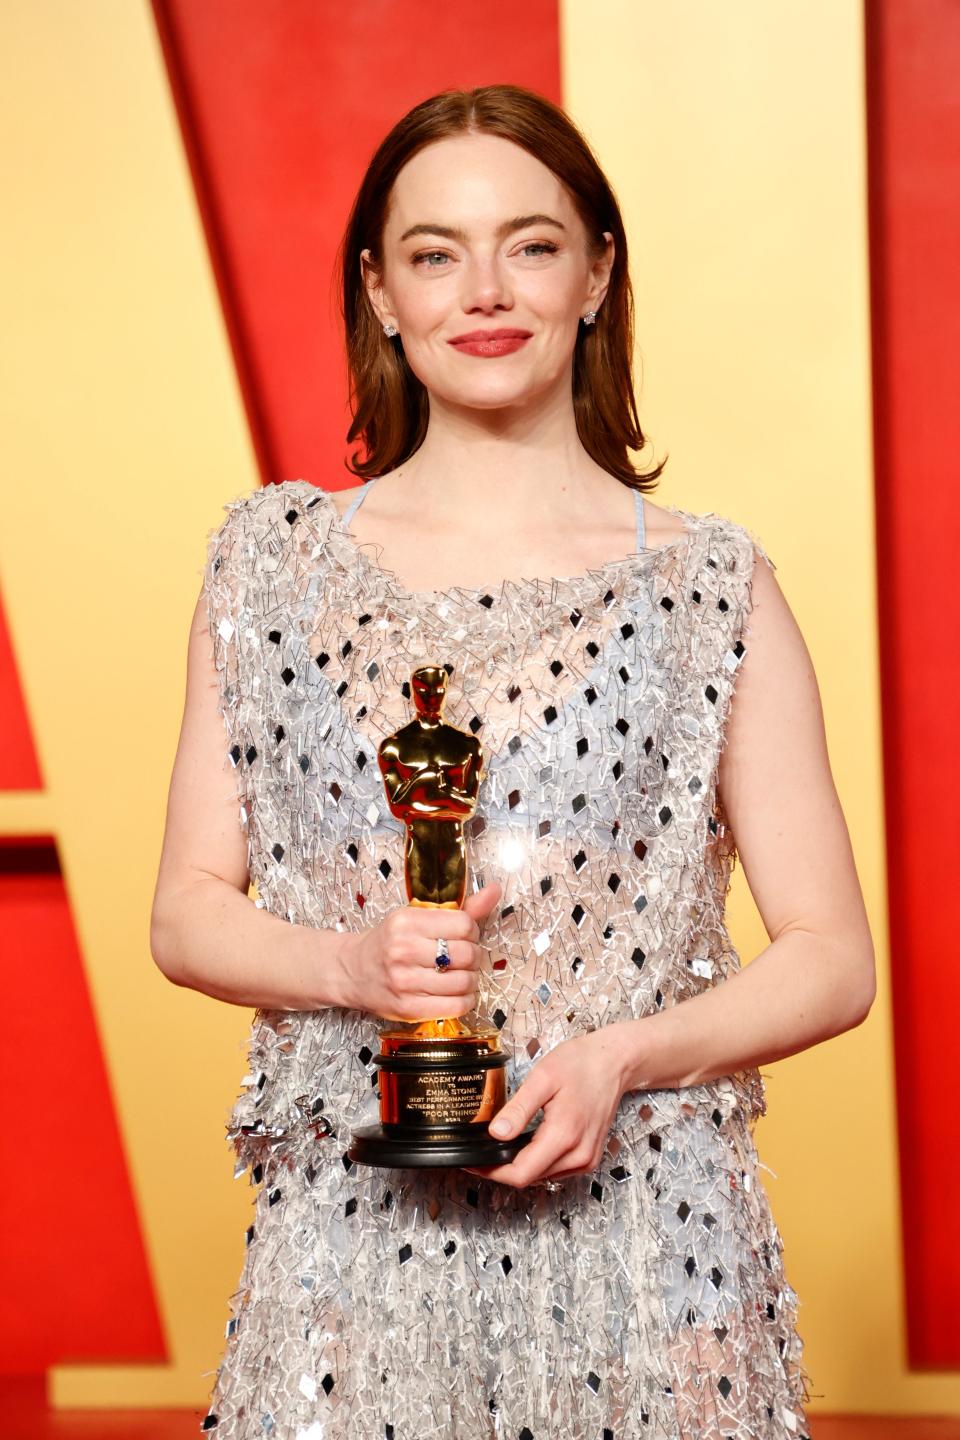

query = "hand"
[462,1025,632,1188]
[335,881,502,1022]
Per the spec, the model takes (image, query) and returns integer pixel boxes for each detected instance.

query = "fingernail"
[490,1117,511,1137]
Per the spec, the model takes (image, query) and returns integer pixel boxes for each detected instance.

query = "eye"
[517,241,558,258]
[411,250,451,268]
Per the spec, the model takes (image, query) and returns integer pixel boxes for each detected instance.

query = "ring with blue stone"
[434,937,451,971]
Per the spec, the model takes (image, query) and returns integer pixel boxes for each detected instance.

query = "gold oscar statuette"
[348,665,538,1168]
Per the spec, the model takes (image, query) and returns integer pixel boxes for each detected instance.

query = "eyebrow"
[398,213,567,244]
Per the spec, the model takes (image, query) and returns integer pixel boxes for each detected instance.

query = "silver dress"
[198,478,812,1439]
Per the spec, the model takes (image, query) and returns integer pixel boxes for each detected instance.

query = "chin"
[429,373,554,413]
[454,388,534,411]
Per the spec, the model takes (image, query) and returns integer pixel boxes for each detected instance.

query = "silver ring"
[543,1179,562,1192]
[434,937,450,971]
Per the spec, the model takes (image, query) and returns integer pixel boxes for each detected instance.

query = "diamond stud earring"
[383,323,399,338]
[582,311,597,326]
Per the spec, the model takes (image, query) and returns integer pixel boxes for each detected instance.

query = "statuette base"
[349,1120,538,1168]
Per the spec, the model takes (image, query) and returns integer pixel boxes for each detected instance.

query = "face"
[412,667,445,715]
[361,132,614,414]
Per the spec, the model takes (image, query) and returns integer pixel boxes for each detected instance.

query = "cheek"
[520,270,584,323]
[391,274,449,334]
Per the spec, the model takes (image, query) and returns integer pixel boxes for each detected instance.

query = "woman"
[152,83,875,1439]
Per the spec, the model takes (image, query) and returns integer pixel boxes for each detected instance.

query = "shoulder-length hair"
[338,83,667,491]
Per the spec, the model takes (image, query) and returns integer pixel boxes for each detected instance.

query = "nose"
[460,251,514,314]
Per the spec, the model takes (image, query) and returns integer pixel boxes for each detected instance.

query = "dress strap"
[634,488,647,551]
[340,478,378,527]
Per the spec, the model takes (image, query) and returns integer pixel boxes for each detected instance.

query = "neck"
[391,369,612,517]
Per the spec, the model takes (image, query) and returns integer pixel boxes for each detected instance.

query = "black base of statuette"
[348,1121,539,1169]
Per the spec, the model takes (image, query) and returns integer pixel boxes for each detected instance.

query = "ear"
[585,230,615,316]
[361,247,399,333]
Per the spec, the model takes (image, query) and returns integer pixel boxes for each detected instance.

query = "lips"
[447,329,534,358]
[448,328,533,344]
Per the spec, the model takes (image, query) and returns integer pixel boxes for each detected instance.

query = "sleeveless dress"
[199,477,813,1440]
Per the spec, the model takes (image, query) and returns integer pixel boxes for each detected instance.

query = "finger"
[396,991,475,1022]
[464,1136,589,1185]
[461,881,502,921]
[486,1117,579,1188]
[487,1064,555,1140]
[461,1145,558,1189]
[460,1160,529,1182]
[392,957,477,995]
[399,910,479,949]
[542,1161,590,1180]
[410,908,480,943]
[408,965,477,998]
[412,937,478,971]
[539,1142,595,1179]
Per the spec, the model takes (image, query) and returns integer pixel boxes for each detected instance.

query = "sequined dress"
[199,477,813,1440]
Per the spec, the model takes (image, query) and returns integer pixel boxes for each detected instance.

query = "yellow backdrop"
[0,0,954,1416]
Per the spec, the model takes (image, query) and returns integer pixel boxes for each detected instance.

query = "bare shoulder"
[720,538,821,794]
[727,530,801,691]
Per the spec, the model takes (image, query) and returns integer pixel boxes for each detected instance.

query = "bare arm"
[619,546,877,1092]
[150,587,353,1011]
